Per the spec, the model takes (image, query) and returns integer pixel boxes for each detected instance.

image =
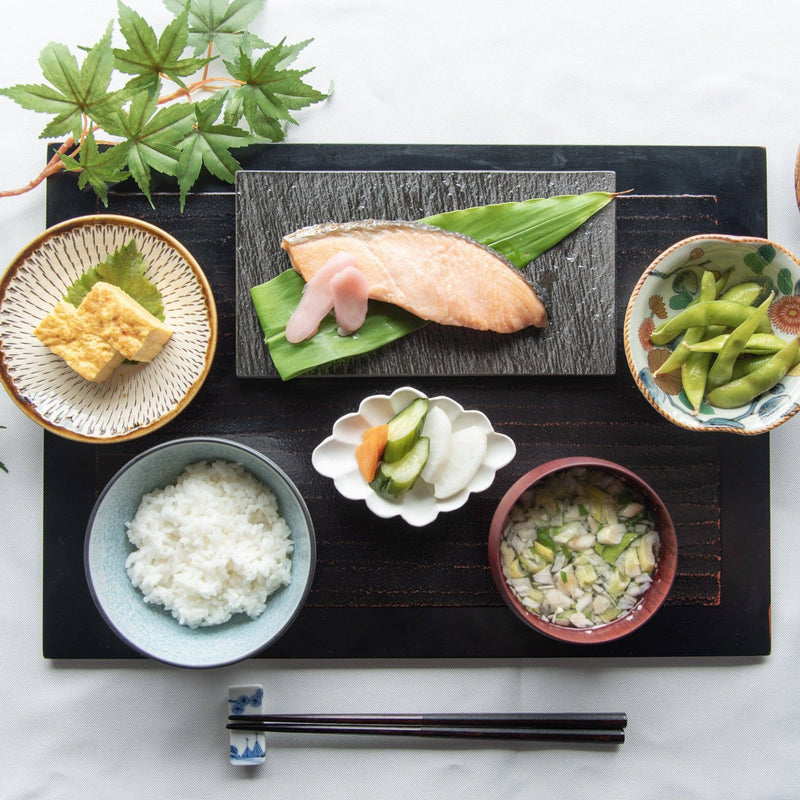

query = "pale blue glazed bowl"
[624,234,800,435]
[84,437,315,668]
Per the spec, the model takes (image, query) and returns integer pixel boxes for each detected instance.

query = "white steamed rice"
[125,459,293,628]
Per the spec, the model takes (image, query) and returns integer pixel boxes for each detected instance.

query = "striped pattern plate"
[0,215,217,442]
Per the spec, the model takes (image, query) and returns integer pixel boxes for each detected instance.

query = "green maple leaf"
[0,24,124,141]
[223,40,328,137]
[177,94,254,210]
[114,1,211,89]
[96,89,196,205]
[65,239,165,320]
[58,131,130,207]
[222,85,284,141]
[163,0,269,60]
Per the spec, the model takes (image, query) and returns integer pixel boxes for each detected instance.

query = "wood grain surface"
[235,170,616,377]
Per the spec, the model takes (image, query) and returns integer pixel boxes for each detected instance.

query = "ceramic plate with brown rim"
[0,215,217,443]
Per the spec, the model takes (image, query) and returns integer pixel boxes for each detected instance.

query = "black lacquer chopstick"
[226,720,624,743]
[228,712,627,730]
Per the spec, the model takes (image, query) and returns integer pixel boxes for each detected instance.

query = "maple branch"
[202,41,213,81]
[0,139,76,197]
[0,4,326,205]
[157,76,243,104]
[158,73,193,104]
[79,114,92,146]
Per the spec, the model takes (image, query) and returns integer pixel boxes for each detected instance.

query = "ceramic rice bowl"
[84,437,315,668]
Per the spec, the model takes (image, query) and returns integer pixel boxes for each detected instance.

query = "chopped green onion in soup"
[500,467,660,628]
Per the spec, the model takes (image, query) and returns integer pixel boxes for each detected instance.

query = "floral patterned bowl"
[624,234,800,434]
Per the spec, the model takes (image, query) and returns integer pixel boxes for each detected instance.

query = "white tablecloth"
[1,1,799,796]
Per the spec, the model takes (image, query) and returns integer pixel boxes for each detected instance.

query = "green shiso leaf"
[420,191,617,268]
[251,271,426,381]
[64,239,165,320]
[251,191,618,379]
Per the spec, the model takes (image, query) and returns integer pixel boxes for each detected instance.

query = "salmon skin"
[281,220,547,333]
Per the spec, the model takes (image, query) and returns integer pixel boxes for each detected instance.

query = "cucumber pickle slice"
[382,397,429,462]
[370,436,430,499]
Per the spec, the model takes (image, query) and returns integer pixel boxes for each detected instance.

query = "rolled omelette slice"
[281,220,547,333]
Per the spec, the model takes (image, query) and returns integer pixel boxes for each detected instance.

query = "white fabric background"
[1,1,799,797]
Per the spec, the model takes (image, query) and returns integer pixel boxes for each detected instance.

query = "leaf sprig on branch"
[0,0,329,210]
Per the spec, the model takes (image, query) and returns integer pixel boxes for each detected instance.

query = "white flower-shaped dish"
[312,386,516,527]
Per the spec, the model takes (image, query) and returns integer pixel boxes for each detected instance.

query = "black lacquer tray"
[43,144,770,659]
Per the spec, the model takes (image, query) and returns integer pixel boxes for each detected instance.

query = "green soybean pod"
[706,338,800,409]
[682,351,713,414]
[730,346,800,380]
[688,332,786,355]
[714,268,734,297]
[719,281,765,306]
[730,354,772,381]
[650,300,771,346]
[654,271,718,376]
[706,294,773,392]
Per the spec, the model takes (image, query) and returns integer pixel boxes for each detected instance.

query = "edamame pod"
[718,281,765,306]
[714,268,734,297]
[654,271,718,376]
[687,332,787,356]
[654,326,706,376]
[650,300,773,346]
[706,338,800,409]
[706,294,773,392]
[730,347,800,380]
[682,351,713,414]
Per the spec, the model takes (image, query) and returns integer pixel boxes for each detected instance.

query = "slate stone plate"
[235,169,616,378]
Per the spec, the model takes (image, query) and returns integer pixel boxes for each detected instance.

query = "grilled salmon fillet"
[281,220,547,333]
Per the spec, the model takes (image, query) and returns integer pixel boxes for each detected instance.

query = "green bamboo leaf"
[251,271,426,380]
[251,191,621,379]
[420,191,618,268]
